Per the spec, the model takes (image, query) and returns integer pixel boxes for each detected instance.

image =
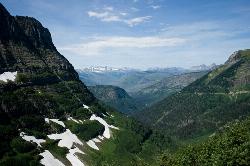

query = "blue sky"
[1,0,250,69]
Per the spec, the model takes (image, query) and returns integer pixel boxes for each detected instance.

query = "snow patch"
[98,135,104,140]
[83,104,89,109]
[45,118,50,123]
[40,150,65,166]
[110,125,119,130]
[93,138,101,143]
[48,129,83,149]
[90,114,119,139]
[86,140,99,150]
[90,114,110,138]
[0,71,17,82]
[20,132,45,147]
[49,119,65,128]
[66,147,85,166]
[102,113,107,117]
[68,117,82,124]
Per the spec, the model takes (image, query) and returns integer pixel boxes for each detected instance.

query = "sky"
[1,0,250,69]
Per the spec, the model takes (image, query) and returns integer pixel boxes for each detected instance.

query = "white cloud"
[87,11,121,22]
[59,36,186,56]
[120,12,128,16]
[87,11,109,18]
[102,15,121,22]
[125,16,152,27]
[150,5,161,10]
[87,7,152,26]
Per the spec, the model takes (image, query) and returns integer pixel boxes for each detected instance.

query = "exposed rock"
[0,3,78,81]
[225,51,243,65]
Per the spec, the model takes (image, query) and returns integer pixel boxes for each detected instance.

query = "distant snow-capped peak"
[77,66,134,73]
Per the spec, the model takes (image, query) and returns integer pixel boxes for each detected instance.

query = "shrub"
[10,137,36,153]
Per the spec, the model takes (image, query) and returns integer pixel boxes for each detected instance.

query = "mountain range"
[87,71,208,113]
[130,71,207,109]
[77,67,188,92]
[77,65,214,112]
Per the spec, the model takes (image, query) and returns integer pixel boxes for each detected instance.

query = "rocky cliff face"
[225,51,242,65]
[0,3,78,81]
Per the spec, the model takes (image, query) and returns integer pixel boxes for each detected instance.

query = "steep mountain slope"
[137,49,250,140]
[88,85,138,114]
[0,4,170,166]
[131,71,207,108]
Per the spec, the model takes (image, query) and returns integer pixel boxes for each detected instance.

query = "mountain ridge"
[136,49,250,140]
[88,85,138,113]
[130,71,207,109]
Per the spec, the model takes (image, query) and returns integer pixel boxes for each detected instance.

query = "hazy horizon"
[1,0,250,69]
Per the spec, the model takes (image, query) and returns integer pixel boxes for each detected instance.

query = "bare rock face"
[0,2,95,108]
[0,3,78,81]
[225,51,242,65]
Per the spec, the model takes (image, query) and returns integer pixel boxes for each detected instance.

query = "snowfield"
[20,132,46,147]
[0,71,17,82]
[93,138,101,143]
[66,147,85,166]
[86,114,119,150]
[86,140,99,150]
[98,135,104,140]
[90,114,119,139]
[48,119,66,127]
[47,129,86,166]
[38,113,118,165]
[48,129,83,149]
[40,150,65,166]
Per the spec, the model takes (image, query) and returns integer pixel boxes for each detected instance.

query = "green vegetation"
[161,118,250,166]
[71,107,92,119]
[0,137,41,166]
[137,49,250,141]
[65,120,104,141]
[84,107,174,166]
